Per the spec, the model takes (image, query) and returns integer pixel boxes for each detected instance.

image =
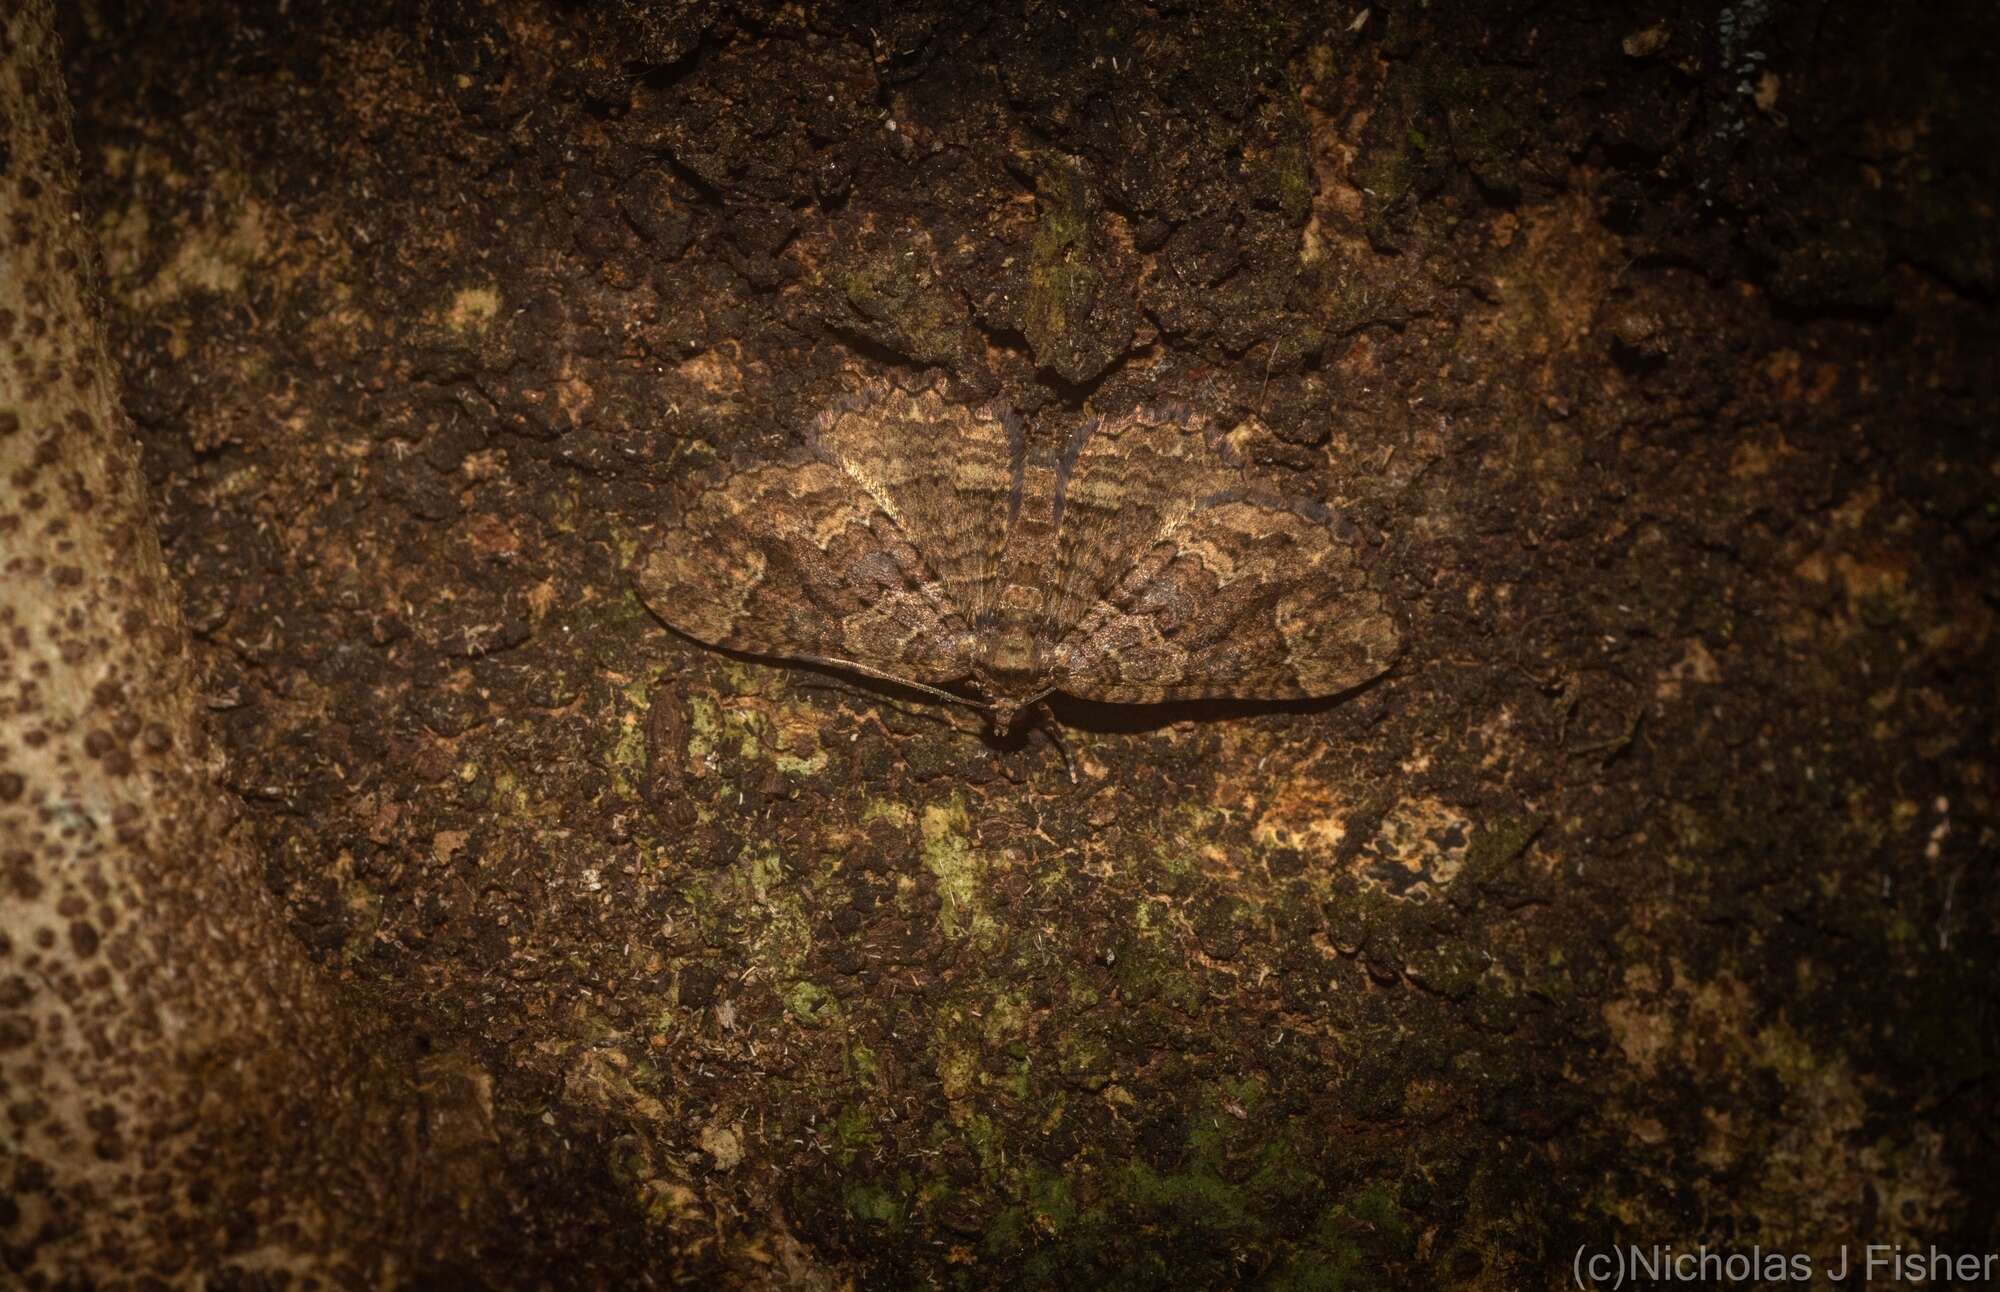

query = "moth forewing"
[638,379,1401,743]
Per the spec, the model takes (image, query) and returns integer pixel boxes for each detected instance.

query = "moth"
[637,381,1400,737]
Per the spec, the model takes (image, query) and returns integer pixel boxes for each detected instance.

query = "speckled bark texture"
[1,3,436,1285]
[11,0,1997,1287]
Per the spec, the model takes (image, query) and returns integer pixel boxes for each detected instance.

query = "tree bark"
[2,3,429,1283]
[16,1,2000,1287]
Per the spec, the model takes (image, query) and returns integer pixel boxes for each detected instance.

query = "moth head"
[981,688,1054,736]
[973,670,1040,732]
[969,623,1057,734]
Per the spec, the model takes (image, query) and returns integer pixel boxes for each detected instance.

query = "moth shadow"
[675,638,1391,748]
[1046,674,1391,737]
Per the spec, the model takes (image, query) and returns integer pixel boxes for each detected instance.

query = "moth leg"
[1035,700,1079,785]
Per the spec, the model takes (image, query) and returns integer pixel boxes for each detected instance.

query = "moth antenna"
[784,651,983,714]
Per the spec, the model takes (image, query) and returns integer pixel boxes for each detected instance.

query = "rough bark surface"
[8,0,1996,1286]
[1,3,439,1284]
